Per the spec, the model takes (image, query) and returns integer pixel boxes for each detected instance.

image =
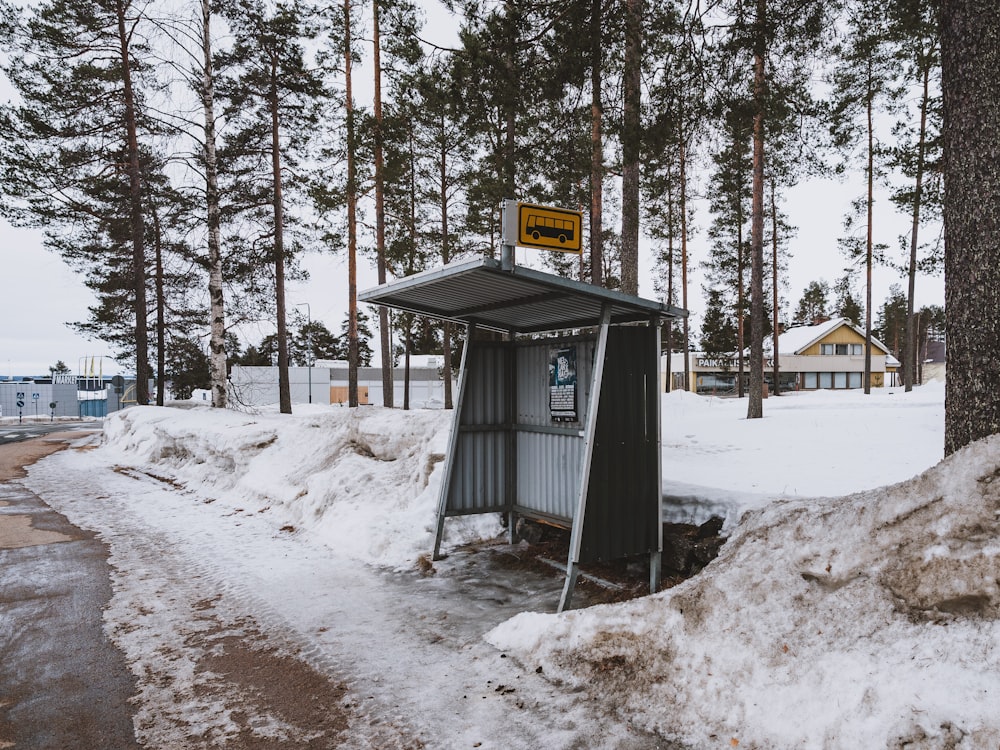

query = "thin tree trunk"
[503,0,516,199]
[904,62,930,393]
[152,204,165,406]
[665,157,675,393]
[373,0,393,407]
[202,0,227,408]
[737,224,745,398]
[864,67,874,395]
[589,0,603,286]
[345,0,359,407]
[771,180,780,395]
[440,111,453,409]
[747,0,766,420]
[679,118,690,391]
[620,0,641,296]
[116,0,149,405]
[269,78,291,414]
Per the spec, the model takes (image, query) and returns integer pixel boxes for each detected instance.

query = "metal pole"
[559,303,612,612]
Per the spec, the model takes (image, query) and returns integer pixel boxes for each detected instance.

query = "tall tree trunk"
[771,180,781,395]
[589,0,603,286]
[345,0,359,407]
[747,0,766,420]
[665,157,675,393]
[440,111,454,409]
[941,0,1000,454]
[904,62,931,393]
[864,70,874,395]
[202,0,227,408]
[269,79,292,414]
[373,0,393,407]
[679,118,690,391]
[152,204,165,406]
[116,0,149,405]
[737,226,745,398]
[503,0,517,199]
[620,0,641,295]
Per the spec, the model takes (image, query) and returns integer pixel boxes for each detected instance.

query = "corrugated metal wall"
[446,341,511,514]
[446,335,596,521]
[513,337,596,523]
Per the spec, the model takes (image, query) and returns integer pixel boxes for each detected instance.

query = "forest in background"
[0,0,943,413]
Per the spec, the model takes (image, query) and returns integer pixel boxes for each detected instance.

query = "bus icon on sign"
[516,202,582,254]
[526,214,575,244]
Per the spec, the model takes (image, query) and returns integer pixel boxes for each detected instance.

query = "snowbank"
[488,431,1000,748]
[99,404,500,568]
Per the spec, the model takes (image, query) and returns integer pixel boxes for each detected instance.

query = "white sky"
[0,0,945,376]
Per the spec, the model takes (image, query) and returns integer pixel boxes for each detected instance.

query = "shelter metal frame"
[360,257,685,611]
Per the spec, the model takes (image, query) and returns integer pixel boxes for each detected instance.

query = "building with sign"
[669,317,900,394]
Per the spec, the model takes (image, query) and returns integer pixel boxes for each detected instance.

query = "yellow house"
[670,317,900,393]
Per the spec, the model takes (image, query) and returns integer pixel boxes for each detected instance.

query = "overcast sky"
[0,1,944,377]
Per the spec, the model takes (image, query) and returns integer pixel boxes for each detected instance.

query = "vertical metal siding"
[447,341,510,514]
[512,337,595,522]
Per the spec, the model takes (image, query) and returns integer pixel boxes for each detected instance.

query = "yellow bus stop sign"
[516,202,583,254]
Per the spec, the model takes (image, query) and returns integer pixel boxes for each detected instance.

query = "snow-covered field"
[23,382,1000,748]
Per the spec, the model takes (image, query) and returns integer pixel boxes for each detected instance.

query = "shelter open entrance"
[360,257,686,611]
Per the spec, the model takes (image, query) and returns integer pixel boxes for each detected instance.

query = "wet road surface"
[0,438,138,749]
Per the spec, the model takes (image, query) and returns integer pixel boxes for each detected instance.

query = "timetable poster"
[549,346,578,422]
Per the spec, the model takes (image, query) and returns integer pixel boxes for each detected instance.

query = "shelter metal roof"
[359,257,686,334]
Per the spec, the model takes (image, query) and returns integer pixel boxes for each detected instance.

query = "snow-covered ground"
[22,382,1000,748]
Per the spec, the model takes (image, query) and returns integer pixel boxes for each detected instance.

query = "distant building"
[668,317,900,394]
[228,363,456,409]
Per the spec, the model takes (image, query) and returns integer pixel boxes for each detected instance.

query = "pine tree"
[793,280,830,325]
[833,274,863,327]
[700,288,739,356]
[829,0,902,395]
[886,0,942,392]
[0,0,158,402]
[216,0,326,414]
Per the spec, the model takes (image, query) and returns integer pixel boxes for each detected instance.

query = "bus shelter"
[360,257,686,610]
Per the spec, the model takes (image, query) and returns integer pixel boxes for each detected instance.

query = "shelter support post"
[506,329,518,544]
[558,303,612,613]
[433,324,475,560]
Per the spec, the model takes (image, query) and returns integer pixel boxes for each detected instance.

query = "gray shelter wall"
[445,334,597,523]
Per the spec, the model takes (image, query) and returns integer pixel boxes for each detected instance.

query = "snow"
[21,381,1000,748]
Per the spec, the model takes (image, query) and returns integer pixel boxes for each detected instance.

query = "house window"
[848,372,862,388]
[819,372,833,388]
[804,372,818,389]
[834,371,848,388]
[821,343,862,356]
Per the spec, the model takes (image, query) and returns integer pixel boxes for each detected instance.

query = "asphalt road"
[0,421,98,445]
[0,431,139,750]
